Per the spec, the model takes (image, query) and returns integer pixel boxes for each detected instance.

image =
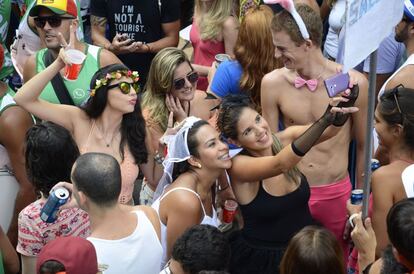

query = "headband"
[264,0,310,39]
[90,70,139,97]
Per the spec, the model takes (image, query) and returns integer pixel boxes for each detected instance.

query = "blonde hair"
[142,48,192,131]
[234,5,281,111]
[194,0,234,40]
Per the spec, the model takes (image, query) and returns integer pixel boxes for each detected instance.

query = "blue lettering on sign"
[348,0,382,27]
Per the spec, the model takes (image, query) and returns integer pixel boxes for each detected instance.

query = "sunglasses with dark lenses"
[107,82,140,94]
[34,16,75,28]
[173,71,199,90]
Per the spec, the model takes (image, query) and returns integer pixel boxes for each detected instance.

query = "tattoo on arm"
[91,15,107,28]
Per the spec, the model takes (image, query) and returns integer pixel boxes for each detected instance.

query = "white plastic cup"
[64,49,86,81]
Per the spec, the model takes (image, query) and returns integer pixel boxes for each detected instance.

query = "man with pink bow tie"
[260,0,368,258]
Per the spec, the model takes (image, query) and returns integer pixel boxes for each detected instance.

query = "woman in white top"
[152,116,231,267]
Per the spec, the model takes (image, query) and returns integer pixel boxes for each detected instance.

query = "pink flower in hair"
[127,70,132,77]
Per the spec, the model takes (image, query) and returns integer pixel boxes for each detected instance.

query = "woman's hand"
[165,94,189,123]
[159,111,185,146]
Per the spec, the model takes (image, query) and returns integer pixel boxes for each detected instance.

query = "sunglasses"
[173,71,199,90]
[391,85,405,124]
[107,82,140,94]
[34,16,75,28]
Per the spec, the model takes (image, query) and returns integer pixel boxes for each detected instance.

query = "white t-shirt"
[88,210,162,274]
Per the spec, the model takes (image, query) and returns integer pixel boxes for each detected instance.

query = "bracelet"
[349,213,359,228]
[144,43,151,53]
[154,151,165,165]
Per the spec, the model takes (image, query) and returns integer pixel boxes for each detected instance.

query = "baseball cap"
[404,0,414,22]
[30,0,78,18]
[36,236,99,274]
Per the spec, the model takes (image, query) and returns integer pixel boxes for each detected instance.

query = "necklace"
[95,123,119,148]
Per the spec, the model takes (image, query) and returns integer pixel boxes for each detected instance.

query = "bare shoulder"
[262,68,290,86]
[261,68,291,97]
[135,205,159,222]
[385,65,414,90]
[222,16,239,31]
[98,48,123,67]
[371,164,403,188]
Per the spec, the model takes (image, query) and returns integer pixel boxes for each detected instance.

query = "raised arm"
[222,16,239,58]
[231,97,358,183]
[15,50,81,132]
[15,30,83,132]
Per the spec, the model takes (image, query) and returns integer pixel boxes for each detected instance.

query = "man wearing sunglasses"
[22,0,121,107]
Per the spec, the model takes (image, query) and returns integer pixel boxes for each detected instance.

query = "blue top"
[210,60,243,98]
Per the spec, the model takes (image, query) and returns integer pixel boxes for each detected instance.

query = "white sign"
[340,0,404,72]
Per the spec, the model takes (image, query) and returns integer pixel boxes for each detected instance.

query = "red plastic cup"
[222,200,238,223]
[64,49,86,81]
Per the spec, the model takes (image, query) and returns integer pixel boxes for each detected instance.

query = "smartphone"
[324,72,350,97]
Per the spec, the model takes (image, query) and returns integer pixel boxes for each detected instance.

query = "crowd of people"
[0,0,414,273]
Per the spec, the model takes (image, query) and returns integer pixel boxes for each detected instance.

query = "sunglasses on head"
[173,71,199,90]
[34,15,75,28]
[107,82,140,95]
[391,85,405,124]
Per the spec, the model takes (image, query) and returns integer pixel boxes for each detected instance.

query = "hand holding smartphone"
[324,72,350,98]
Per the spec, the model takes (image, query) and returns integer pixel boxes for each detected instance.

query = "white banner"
[340,0,404,72]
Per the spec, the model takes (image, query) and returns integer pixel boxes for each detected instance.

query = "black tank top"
[239,174,314,247]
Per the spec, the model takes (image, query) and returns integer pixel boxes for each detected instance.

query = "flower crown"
[89,70,139,97]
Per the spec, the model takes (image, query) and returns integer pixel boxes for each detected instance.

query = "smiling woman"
[151,117,231,269]
[141,47,216,204]
[216,93,357,273]
[14,32,165,205]
[371,86,414,258]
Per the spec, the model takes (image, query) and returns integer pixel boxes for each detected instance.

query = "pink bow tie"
[294,76,318,91]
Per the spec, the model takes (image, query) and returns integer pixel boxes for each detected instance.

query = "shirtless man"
[261,4,368,255]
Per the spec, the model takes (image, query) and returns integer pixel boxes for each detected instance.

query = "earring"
[196,163,202,169]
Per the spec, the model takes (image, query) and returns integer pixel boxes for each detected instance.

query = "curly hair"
[82,63,147,165]
[25,122,80,197]
[172,225,230,273]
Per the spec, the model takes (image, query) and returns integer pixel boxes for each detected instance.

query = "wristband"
[144,43,151,53]
[291,142,305,157]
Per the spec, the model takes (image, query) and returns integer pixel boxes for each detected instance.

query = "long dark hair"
[171,120,209,181]
[217,94,300,184]
[82,64,147,164]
